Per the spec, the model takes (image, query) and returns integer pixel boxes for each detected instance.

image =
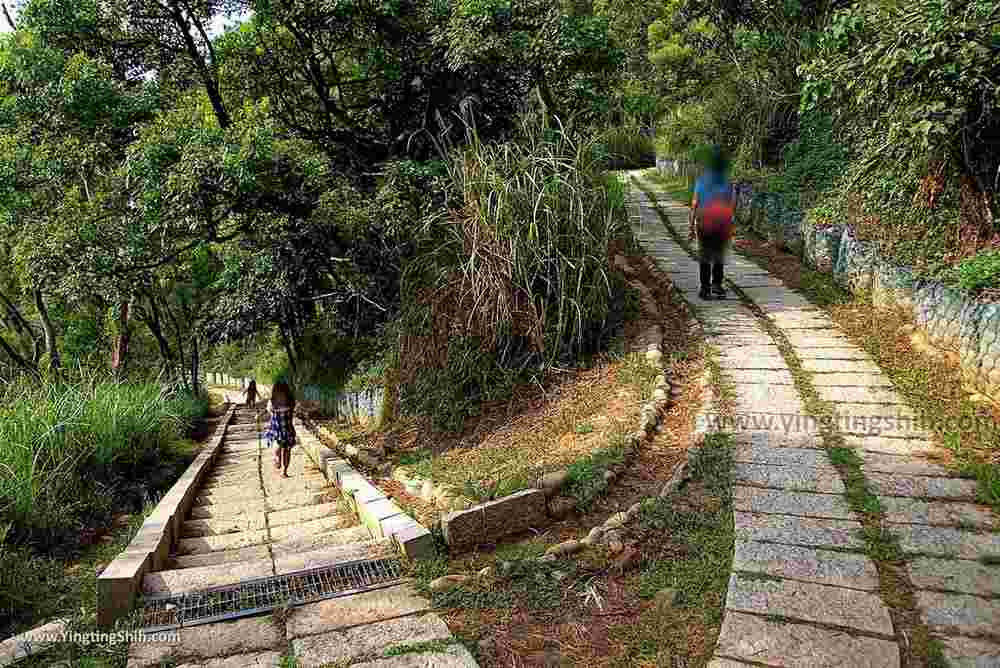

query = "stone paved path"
[629,173,1000,668]
[129,406,477,668]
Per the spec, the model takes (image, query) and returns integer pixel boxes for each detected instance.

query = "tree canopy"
[0,0,626,386]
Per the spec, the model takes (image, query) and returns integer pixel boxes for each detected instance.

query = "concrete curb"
[295,420,435,561]
[97,405,237,628]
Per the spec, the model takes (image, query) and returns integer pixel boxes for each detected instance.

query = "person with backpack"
[265,379,297,477]
[688,145,736,300]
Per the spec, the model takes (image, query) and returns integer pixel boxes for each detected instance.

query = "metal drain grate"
[140,556,403,631]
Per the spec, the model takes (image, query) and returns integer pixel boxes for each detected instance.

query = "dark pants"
[698,235,728,289]
[700,260,724,288]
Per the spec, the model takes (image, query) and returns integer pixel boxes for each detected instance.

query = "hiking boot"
[712,285,728,298]
[699,287,712,300]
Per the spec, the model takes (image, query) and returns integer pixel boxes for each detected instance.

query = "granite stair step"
[170,545,273,570]
[269,525,374,557]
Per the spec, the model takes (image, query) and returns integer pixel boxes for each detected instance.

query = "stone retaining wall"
[653,160,1000,402]
[827,225,1000,399]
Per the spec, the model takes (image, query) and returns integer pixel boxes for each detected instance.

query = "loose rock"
[537,470,570,496]
[587,526,604,542]
[545,540,582,557]
[429,575,470,592]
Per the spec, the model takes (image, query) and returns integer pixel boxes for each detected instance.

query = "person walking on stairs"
[688,145,736,300]
[245,379,258,409]
[265,379,297,478]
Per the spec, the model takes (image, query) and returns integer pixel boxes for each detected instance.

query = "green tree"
[801,0,1000,223]
[442,0,622,125]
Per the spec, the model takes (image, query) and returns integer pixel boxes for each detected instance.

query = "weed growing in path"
[726,280,948,668]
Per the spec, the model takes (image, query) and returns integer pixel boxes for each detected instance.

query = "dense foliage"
[0,0,636,389]
[646,0,999,287]
[396,117,632,429]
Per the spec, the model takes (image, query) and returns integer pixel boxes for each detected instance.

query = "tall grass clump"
[0,376,206,550]
[397,115,633,430]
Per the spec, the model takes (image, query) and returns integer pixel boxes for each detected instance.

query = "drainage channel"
[140,556,404,632]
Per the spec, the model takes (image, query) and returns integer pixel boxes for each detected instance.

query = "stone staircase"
[141,407,393,598]
[124,405,478,668]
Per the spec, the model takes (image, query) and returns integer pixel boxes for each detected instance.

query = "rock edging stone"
[0,619,69,668]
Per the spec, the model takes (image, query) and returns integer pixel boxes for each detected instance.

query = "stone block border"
[97,405,237,628]
[295,420,435,561]
[428,365,706,589]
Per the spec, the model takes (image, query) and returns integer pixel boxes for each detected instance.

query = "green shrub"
[769,113,847,208]
[656,102,716,158]
[948,251,1000,293]
[564,436,627,512]
[0,376,206,548]
[0,541,64,637]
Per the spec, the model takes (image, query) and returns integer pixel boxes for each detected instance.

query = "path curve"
[630,172,1000,668]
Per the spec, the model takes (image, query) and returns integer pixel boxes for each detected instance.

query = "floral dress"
[265,406,296,449]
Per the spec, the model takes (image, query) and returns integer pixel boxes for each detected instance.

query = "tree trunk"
[535,68,561,125]
[33,289,61,373]
[143,293,176,376]
[279,324,298,387]
[190,334,201,397]
[377,368,398,429]
[167,304,191,393]
[0,333,39,377]
[169,1,231,129]
[1,290,41,364]
[111,300,132,379]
